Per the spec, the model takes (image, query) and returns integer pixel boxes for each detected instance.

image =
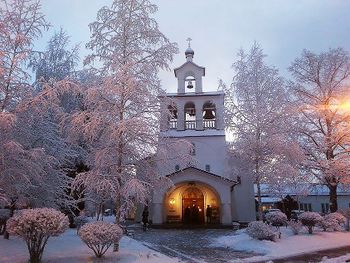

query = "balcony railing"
[169,120,177,129]
[185,120,196,130]
[168,120,216,130]
[203,120,216,129]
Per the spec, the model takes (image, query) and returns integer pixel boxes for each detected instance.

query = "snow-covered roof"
[161,129,225,138]
[255,183,350,197]
[166,166,237,184]
[255,197,282,203]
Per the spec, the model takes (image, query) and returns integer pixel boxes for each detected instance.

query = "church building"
[150,43,256,226]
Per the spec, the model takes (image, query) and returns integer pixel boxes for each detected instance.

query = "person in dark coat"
[184,206,191,224]
[206,205,213,224]
[192,204,199,224]
[142,206,149,231]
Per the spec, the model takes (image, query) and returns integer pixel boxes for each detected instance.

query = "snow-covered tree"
[29,28,79,85]
[78,221,123,257]
[289,48,350,212]
[224,42,298,220]
[0,0,49,111]
[71,0,191,230]
[7,208,69,263]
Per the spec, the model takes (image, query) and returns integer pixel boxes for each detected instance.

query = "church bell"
[203,109,215,119]
[187,80,194,89]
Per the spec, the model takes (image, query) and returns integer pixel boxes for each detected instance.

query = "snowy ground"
[212,227,350,262]
[0,228,182,263]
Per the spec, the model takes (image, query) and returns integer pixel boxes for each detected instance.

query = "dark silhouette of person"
[142,206,149,231]
[206,205,213,224]
[192,204,199,224]
[184,206,191,224]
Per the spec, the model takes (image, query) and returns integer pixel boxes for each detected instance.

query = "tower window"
[175,165,180,171]
[205,165,210,172]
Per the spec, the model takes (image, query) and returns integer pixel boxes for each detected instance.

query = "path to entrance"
[131,227,257,263]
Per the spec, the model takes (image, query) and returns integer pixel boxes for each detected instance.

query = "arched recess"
[164,181,221,224]
[202,101,216,129]
[184,102,196,130]
[184,71,196,92]
[168,104,177,129]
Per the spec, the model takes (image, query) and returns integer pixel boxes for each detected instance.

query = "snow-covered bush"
[288,220,303,235]
[299,212,322,234]
[340,208,350,231]
[266,211,287,238]
[0,209,11,235]
[246,221,276,241]
[7,208,69,263]
[325,212,346,226]
[317,217,341,232]
[74,215,88,232]
[78,221,123,258]
[266,211,288,227]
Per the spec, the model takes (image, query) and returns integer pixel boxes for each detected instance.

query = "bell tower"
[161,40,226,176]
[174,38,205,94]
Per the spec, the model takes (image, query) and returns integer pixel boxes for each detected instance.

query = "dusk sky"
[35,0,350,93]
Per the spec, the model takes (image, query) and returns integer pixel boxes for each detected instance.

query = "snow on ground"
[0,228,182,263]
[212,228,350,262]
[320,253,350,263]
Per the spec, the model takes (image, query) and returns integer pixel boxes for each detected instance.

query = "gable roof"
[166,166,237,184]
[174,61,205,77]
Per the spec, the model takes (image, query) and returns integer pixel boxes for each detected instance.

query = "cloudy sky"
[36,0,350,92]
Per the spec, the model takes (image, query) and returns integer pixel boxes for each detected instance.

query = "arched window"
[202,101,216,129]
[185,75,196,92]
[168,105,177,129]
[184,102,196,130]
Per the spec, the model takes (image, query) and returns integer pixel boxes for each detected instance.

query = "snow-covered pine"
[289,48,350,212]
[78,221,123,258]
[299,212,322,234]
[7,208,69,263]
[246,221,276,241]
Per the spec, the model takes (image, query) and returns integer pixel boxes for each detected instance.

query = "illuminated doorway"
[182,187,204,224]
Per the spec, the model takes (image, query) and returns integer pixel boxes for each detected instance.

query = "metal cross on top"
[186,37,192,48]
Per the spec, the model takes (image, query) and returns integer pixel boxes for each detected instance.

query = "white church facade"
[150,45,256,226]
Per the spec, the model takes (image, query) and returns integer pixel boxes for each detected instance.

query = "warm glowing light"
[169,198,175,205]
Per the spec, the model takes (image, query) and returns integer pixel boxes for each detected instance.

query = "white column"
[177,101,185,130]
[195,101,203,130]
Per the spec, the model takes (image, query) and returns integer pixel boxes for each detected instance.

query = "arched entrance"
[182,187,204,224]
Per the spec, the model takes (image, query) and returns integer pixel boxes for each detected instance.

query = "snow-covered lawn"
[0,228,181,263]
[212,228,350,262]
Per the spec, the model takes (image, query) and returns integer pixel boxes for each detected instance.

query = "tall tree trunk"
[329,184,338,212]
[256,180,263,221]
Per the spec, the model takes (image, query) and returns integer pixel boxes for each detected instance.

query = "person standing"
[142,206,149,231]
[206,205,212,224]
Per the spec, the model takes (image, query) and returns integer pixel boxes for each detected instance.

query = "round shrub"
[325,212,346,226]
[78,221,123,258]
[246,221,276,241]
[340,208,350,231]
[266,211,288,227]
[317,217,341,232]
[299,212,322,234]
[288,220,303,235]
[7,208,69,263]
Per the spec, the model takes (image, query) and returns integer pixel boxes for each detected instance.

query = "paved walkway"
[131,227,257,263]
